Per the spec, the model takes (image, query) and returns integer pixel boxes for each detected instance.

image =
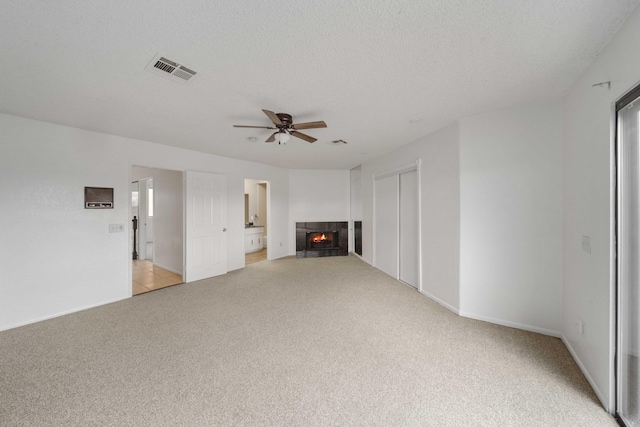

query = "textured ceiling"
[1,0,638,169]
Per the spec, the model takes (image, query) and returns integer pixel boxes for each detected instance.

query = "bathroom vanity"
[244,226,264,253]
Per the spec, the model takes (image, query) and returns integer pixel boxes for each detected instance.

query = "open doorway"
[131,166,184,295]
[244,179,269,265]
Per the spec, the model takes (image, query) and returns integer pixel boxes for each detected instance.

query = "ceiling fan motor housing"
[276,113,293,128]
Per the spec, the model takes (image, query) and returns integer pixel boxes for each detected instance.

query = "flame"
[312,233,327,243]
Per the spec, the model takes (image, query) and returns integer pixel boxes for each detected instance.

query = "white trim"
[0,297,129,332]
[563,335,609,412]
[372,174,377,268]
[374,161,419,181]
[152,262,183,276]
[416,159,423,293]
[395,174,400,278]
[350,251,364,261]
[611,98,620,415]
[459,310,562,338]
[265,181,272,261]
[419,289,459,315]
[128,166,134,297]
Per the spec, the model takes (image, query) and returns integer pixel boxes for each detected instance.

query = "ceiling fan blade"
[291,121,327,130]
[290,131,317,143]
[265,132,277,143]
[233,125,276,129]
[262,109,283,126]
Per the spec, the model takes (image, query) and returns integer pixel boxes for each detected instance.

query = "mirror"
[244,193,249,224]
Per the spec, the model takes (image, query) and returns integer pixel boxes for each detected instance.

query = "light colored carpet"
[0,255,616,426]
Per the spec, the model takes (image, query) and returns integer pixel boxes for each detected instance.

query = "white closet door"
[399,170,418,288]
[617,90,640,425]
[374,175,399,278]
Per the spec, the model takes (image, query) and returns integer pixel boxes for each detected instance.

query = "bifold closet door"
[399,170,418,288]
[374,175,398,278]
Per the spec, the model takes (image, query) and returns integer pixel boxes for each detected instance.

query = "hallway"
[245,248,267,265]
[132,260,183,295]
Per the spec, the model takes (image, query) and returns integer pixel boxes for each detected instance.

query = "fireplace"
[306,231,339,250]
[296,222,348,258]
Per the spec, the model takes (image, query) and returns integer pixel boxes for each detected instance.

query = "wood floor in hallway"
[132,259,183,295]
[133,249,266,295]
[245,248,267,265]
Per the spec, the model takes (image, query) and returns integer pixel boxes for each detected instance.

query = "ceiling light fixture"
[275,130,290,145]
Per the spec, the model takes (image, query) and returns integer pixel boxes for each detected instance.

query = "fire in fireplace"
[306,231,338,250]
[296,222,347,258]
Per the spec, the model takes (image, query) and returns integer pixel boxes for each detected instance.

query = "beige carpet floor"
[0,255,616,426]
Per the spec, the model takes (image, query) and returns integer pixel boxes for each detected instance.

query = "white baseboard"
[419,289,460,315]
[0,296,129,332]
[458,310,562,338]
[152,263,183,276]
[350,252,365,261]
[561,335,611,413]
[346,258,613,413]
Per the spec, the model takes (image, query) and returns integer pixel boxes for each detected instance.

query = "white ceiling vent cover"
[145,55,198,84]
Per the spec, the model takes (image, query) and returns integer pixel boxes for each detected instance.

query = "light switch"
[581,235,591,254]
[109,224,125,233]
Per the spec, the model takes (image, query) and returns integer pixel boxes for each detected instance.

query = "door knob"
[223,228,227,232]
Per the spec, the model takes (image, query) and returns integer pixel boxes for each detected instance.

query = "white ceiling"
[1,1,637,169]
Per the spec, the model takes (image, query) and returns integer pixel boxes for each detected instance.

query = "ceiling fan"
[234,109,327,144]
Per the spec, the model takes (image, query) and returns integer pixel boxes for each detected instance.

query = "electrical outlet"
[581,235,591,254]
[109,224,125,233]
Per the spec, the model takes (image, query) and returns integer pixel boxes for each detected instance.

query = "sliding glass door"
[617,85,640,426]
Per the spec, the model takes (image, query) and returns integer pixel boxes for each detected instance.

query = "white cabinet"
[244,227,264,253]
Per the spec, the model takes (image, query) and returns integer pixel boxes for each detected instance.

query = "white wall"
[459,103,563,336]
[562,6,640,411]
[418,124,460,311]
[350,166,362,220]
[132,166,183,274]
[289,169,350,253]
[349,166,362,253]
[0,113,290,331]
[361,123,460,311]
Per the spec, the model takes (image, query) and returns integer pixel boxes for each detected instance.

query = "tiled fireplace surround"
[295,221,348,258]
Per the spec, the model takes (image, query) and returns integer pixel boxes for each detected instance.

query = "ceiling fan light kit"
[234,109,327,144]
[275,131,290,145]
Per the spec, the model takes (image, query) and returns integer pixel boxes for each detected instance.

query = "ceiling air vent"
[145,55,198,84]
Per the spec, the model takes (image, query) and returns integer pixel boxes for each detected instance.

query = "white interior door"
[374,174,399,278]
[185,171,227,283]
[399,170,419,288]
